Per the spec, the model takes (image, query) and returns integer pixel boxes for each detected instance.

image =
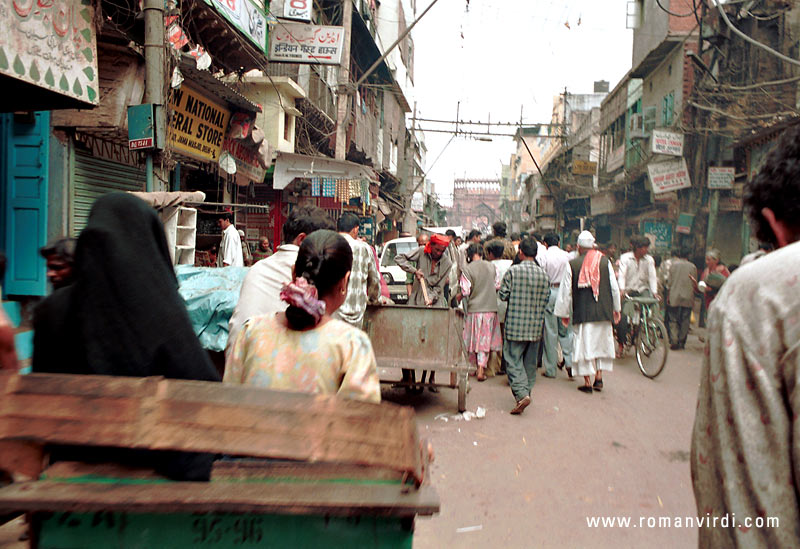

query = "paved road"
[383,331,705,548]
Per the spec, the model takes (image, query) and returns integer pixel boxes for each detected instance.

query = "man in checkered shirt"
[498,238,550,414]
[333,212,381,329]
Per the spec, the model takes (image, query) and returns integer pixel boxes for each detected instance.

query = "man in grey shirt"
[665,246,697,350]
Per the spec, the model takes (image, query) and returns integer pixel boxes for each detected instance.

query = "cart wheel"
[457,372,467,412]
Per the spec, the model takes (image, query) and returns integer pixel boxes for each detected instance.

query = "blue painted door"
[2,112,49,296]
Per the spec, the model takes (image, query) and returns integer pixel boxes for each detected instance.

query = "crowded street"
[391,330,702,548]
[3,0,800,547]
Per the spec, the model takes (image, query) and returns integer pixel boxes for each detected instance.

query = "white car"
[379,237,420,304]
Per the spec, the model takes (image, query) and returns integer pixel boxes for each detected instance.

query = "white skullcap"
[577,230,595,248]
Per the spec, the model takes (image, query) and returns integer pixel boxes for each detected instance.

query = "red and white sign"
[651,129,684,157]
[284,0,311,21]
[708,166,735,189]
[647,158,691,194]
[129,137,154,150]
[269,23,345,64]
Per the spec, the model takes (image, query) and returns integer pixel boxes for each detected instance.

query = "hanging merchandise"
[229,112,255,140]
[311,177,321,197]
[349,179,360,200]
[336,178,349,203]
[322,177,335,197]
[166,16,190,50]
[219,151,237,175]
[171,66,184,88]
[360,179,370,207]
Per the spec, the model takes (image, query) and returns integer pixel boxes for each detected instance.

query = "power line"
[714,0,800,68]
[654,0,699,18]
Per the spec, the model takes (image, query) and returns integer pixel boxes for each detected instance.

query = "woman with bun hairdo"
[224,230,381,403]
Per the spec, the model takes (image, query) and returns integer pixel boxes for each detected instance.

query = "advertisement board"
[708,166,735,189]
[647,158,691,194]
[269,23,345,64]
[1,0,99,106]
[651,129,684,157]
[283,0,312,21]
[572,160,597,176]
[205,0,267,53]
[168,85,231,162]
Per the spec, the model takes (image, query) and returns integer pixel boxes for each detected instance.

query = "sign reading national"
[168,85,231,162]
[647,158,691,194]
[268,23,345,65]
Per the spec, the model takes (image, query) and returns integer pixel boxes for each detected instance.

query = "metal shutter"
[70,152,146,236]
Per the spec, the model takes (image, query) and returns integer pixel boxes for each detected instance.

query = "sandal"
[477,367,487,382]
[578,385,593,394]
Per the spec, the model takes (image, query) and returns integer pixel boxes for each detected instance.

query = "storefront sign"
[283,0,311,21]
[221,137,266,183]
[708,166,735,189]
[572,160,597,176]
[650,129,684,157]
[719,196,743,211]
[269,23,344,65]
[1,0,99,106]
[642,221,673,250]
[607,145,625,172]
[205,0,267,54]
[590,192,617,216]
[647,158,691,194]
[168,85,231,162]
[676,212,694,234]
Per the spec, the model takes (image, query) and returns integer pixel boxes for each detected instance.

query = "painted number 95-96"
[192,516,263,545]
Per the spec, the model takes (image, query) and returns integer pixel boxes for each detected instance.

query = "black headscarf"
[34,192,219,381]
[33,192,219,479]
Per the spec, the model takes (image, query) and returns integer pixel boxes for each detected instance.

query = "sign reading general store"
[269,23,345,64]
[1,0,99,106]
[168,85,231,162]
[650,129,684,157]
[647,158,691,194]
[707,166,735,189]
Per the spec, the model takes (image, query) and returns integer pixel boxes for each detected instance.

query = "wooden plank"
[0,481,440,517]
[0,441,44,478]
[0,373,424,484]
[211,460,402,483]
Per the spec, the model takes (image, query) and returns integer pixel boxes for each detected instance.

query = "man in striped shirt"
[333,212,381,329]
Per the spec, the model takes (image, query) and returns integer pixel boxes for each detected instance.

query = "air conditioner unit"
[629,113,647,138]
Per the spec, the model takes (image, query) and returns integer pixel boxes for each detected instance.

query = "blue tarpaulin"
[176,265,249,352]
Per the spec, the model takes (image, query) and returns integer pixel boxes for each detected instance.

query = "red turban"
[424,233,450,254]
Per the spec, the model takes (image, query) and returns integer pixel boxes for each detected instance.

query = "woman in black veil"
[33,192,220,480]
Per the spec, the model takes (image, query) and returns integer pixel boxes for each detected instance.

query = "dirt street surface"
[383,332,705,548]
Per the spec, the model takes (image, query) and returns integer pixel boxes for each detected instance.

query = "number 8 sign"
[284,0,311,21]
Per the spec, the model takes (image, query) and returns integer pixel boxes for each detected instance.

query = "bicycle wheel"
[636,317,668,378]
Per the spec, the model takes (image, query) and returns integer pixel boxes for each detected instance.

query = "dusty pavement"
[382,332,706,548]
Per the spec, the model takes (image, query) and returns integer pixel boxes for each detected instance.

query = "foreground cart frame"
[0,373,439,548]
[364,305,473,412]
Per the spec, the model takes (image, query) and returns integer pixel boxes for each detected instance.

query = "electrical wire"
[715,0,800,68]
[655,0,700,18]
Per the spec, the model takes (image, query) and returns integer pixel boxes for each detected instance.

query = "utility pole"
[143,0,166,192]
[335,0,353,161]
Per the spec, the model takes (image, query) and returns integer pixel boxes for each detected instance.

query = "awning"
[273,151,378,190]
[179,57,261,113]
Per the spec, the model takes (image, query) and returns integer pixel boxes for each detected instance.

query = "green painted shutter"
[70,152,146,237]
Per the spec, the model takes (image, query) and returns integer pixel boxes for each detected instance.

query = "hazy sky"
[408,0,635,206]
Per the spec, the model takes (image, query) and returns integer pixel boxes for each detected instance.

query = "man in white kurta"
[554,231,621,393]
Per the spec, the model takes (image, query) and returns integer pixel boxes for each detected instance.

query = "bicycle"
[623,295,669,378]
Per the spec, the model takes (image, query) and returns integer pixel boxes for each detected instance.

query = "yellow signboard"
[572,160,597,176]
[168,85,230,162]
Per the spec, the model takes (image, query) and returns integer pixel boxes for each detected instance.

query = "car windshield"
[382,242,418,267]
